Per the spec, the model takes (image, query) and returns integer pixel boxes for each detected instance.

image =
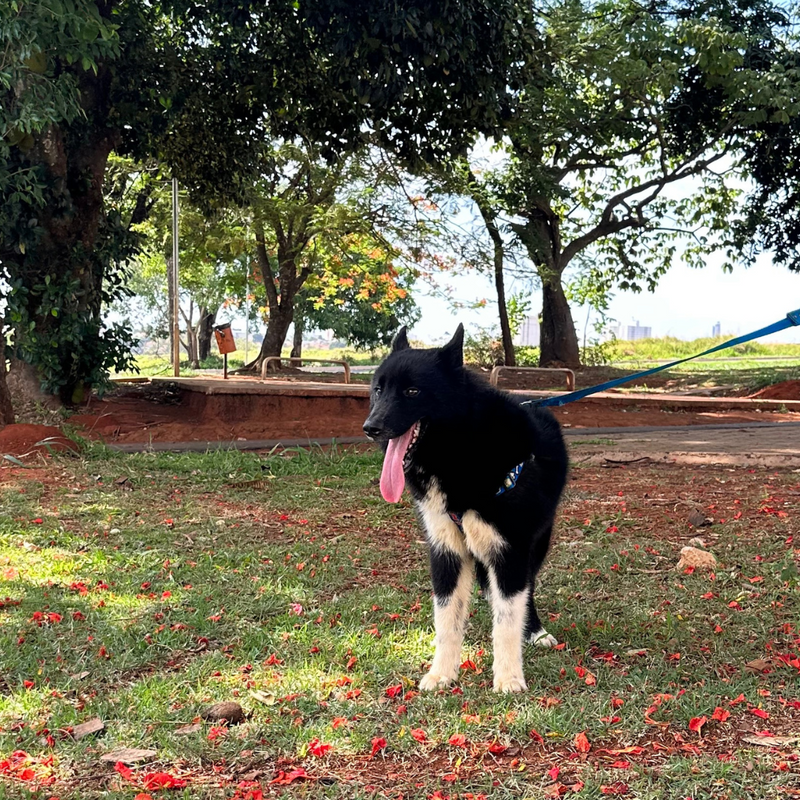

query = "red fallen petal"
[711,707,731,722]
[143,772,188,790]
[610,760,631,769]
[410,728,427,742]
[487,741,506,755]
[600,782,629,795]
[729,693,746,706]
[548,766,560,781]
[448,733,467,747]
[385,684,403,698]
[574,732,591,753]
[751,708,770,719]
[114,762,135,783]
[529,729,544,744]
[689,716,707,733]
[269,767,309,785]
[370,737,387,757]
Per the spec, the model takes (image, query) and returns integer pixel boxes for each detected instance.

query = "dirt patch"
[0,423,77,457]
[750,380,800,400]
[67,384,800,445]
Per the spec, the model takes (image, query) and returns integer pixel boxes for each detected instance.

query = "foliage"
[463,326,505,367]
[440,0,800,367]
[2,0,527,398]
[301,236,420,352]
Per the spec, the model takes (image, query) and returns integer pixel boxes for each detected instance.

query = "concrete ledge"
[151,376,370,398]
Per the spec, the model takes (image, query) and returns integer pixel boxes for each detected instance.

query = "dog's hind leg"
[525,525,558,648]
[525,581,558,648]
[419,549,475,691]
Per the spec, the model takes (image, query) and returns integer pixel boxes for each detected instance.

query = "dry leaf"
[740,734,799,748]
[745,658,773,674]
[100,747,157,764]
[174,723,202,735]
[72,718,104,740]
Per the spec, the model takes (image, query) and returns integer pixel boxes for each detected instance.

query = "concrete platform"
[150,376,800,412]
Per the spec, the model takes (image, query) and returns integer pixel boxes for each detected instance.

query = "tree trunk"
[257,305,295,371]
[540,277,581,367]
[1,62,120,404]
[290,310,304,365]
[0,331,15,427]
[492,243,514,367]
[198,307,216,362]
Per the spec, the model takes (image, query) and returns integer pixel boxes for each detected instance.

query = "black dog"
[363,325,568,692]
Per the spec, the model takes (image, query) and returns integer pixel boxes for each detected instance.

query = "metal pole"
[244,255,249,366]
[171,177,180,377]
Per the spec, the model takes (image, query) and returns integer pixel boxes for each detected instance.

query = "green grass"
[1,447,798,798]
[119,347,383,378]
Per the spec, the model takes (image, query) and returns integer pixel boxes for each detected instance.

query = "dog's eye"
[403,387,420,397]
[374,386,382,397]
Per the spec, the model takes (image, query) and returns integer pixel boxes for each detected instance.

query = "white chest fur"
[416,480,506,563]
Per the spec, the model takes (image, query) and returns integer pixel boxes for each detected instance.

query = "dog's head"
[363,324,465,502]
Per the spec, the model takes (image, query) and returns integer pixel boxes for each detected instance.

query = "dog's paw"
[493,674,527,693]
[419,671,455,691]
[528,628,558,648]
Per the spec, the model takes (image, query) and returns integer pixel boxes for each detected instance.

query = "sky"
[408,253,800,345]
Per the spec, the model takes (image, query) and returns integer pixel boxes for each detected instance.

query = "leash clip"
[787,308,800,326]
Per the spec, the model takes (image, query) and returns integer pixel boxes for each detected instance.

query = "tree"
[249,142,441,365]
[1,0,528,408]
[445,0,799,367]
[112,158,249,367]
[297,234,420,354]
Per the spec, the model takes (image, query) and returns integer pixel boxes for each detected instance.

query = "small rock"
[687,509,712,528]
[72,718,104,740]
[677,546,717,570]
[109,528,121,535]
[100,747,157,764]
[201,701,245,725]
[687,536,706,548]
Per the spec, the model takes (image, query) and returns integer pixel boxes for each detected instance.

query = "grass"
[1,446,798,798]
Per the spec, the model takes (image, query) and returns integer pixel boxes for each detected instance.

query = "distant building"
[712,321,721,337]
[516,315,540,346]
[614,320,651,340]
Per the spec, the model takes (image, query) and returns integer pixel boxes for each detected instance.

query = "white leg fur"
[488,571,529,693]
[419,557,475,690]
[528,627,558,648]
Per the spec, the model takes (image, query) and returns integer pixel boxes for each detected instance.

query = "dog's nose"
[363,423,384,439]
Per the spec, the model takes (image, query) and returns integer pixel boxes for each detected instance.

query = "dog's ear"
[439,324,464,369]
[390,326,410,353]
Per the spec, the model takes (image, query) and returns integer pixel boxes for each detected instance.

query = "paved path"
[567,422,800,468]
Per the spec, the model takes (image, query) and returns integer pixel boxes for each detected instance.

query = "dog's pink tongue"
[380,425,416,503]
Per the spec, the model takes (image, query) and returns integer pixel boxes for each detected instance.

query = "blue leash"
[524,308,800,409]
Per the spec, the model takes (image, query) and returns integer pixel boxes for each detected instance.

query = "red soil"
[63,384,800,445]
[750,380,800,400]
[0,424,78,457]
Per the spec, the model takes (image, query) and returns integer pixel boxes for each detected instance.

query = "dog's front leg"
[487,566,529,693]
[419,549,474,691]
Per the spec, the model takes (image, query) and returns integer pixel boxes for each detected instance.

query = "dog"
[363,324,568,693]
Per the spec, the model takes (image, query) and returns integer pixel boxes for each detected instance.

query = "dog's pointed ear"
[390,326,410,353]
[439,324,464,369]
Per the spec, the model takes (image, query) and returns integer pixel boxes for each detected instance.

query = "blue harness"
[448,460,526,531]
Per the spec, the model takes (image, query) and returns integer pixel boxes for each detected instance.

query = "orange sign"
[214,323,237,354]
